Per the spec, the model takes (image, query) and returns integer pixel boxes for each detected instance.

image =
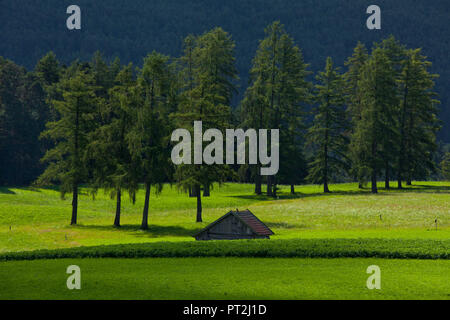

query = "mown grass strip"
[1,239,448,261]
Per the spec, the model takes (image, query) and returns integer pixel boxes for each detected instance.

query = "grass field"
[0,181,448,299]
[1,258,449,300]
[0,182,448,252]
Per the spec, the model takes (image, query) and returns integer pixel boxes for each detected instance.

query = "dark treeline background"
[0,0,449,139]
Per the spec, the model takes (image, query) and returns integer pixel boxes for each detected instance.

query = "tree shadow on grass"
[410,184,450,193]
[227,189,371,201]
[73,221,306,238]
[74,224,200,238]
[0,187,15,194]
[227,183,450,201]
[15,186,42,192]
[36,185,60,192]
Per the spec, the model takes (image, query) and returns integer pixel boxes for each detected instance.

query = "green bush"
[0,239,448,261]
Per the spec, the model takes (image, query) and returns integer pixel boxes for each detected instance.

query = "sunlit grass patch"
[0,182,448,252]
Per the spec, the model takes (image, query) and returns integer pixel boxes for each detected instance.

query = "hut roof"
[194,209,274,237]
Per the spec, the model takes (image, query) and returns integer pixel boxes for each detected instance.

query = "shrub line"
[0,239,448,261]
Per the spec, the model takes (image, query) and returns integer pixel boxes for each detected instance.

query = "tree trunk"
[266,176,273,197]
[196,185,202,222]
[358,182,363,189]
[203,184,210,197]
[71,96,79,226]
[290,184,295,194]
[114,188,121,227]
[385,161,390,190]
[371,140,378,194]
[71,183,78,225]
[324,181,330,193]
[266,35,276,200]
[371,171,378,194]
[406,178,412,186]
[255,168,262,195]
[272,176,277,198]
[189,186,197,198]
[324,100,330,194]
[324,139,330,193]
[398,81,408,190]
[141,182,151,230]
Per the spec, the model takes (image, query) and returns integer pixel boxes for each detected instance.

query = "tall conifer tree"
[174,28,237,222]
[130,52,175,230]
[307,57,348,193]
[351,48,398,193]
[38,69,98,224]
[87,64,140,227]
[441,152,450,180]
[344,42,368,187]
[241,22,310,196]
[397,49,440,187]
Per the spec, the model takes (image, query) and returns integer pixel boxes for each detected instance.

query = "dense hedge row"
[1,239,448,261]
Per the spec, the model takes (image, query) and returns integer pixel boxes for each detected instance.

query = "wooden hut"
[194,209,274,240]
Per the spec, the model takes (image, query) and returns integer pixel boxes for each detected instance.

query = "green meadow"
[0,182,449,299]
[1,182,449,252]
[1,258,449,300]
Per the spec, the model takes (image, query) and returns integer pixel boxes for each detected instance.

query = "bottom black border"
[1,300,447,318]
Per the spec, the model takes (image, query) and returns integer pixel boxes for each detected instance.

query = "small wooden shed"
[194,209,274,240]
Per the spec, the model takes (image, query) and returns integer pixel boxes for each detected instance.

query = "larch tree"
[174,28,237,222]
[344,42,368,188]
[87,63,140,227]
[351,48,398,194]
[37,68,98,224]
[0,58,44,186]
[35,52,61,88]
[241,21,310,196]
[396,49,440,187]
[240,84,267,194]
[275,31,310,194]
[375,37,408,189]
[34,52,62,131]
[441,152,450,180]
[306,57,349,193]
[129,52,175,230]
